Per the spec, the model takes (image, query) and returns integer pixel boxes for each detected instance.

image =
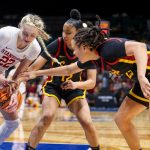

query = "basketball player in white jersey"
[0,14,49,144]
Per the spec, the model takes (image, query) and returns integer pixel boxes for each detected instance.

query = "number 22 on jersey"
[0,55,15,68]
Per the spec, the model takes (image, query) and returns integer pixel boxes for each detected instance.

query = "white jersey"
[0,26,41,72]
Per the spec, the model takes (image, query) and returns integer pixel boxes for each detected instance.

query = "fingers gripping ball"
[0,86,22,110]
[0,86,11,109]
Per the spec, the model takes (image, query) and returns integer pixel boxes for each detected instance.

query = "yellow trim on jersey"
[42,88,61,105]
[147,66,150,70]
[42,80,61,105]
[118,59,150,70]
[146,52,150,69]
[42,80,52,90]
[118,59,135,64]
[67,90,86,106]
[129,89,149,102]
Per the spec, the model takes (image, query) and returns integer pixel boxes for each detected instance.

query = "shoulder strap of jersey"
[100,56,119,72]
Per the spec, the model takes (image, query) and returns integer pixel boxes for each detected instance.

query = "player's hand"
[9,82,18,94]
[61,80,77,90]
[19,71,37,81]
[139,76,150,99]
[4,93,18,113]
[1,80,18,94]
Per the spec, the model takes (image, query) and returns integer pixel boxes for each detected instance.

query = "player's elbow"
[91,81,96,89]
[138,42,147,50]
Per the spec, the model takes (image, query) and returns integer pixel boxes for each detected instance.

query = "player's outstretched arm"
[20,62,83,81]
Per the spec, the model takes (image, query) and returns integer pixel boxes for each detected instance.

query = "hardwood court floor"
[0,107,150,150]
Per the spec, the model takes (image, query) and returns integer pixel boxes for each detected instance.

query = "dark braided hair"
[65,9,83,29]
[73,26,108,50]
[73,14,109,51]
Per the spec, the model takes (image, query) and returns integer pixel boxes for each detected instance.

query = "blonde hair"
[19,14,50,40]
[19,14,60,65]
[37,37,61,65]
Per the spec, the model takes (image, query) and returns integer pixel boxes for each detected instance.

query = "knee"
[41,113,55,126]
[114,113,122,125]
[114,113,130,131]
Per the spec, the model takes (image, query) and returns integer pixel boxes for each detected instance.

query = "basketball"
[0,86,23,110]
[0,86,11,109]
[16,91,23,110]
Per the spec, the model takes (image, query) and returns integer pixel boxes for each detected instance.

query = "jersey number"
[61,61,73,81]
[0,55,15,68]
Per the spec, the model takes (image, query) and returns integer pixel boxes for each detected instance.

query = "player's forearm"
[28,56,47,71]
[75,80,96,90]
[28,65,41,71]
[13,59,33,80]
[34,63,83,77]
[35,65,73,77]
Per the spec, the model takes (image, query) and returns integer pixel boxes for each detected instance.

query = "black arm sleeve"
[41,39,59,61]
[77,61,97,69]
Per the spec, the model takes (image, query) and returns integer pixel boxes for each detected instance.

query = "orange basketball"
[0,86,22,110]
[0,86,11,109]
[16,91,23,110]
